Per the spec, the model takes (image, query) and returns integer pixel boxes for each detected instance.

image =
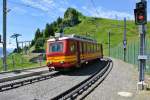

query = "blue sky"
[0,0,150,49]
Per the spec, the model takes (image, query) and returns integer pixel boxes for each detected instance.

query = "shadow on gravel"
[146,87,150,91]
[60,60,108,76]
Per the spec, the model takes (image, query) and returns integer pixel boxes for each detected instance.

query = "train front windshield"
[49,42,63,53]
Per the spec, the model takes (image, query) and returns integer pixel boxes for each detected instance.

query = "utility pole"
[134,0,147,90]
[123,17,127,61]
[3,0,7,71]
[108,32,110,57]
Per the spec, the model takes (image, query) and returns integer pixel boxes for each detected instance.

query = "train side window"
[83,43,86,53]
[91,43,93,53]
[96,44,97,52]
[88,43,90,53]
[86,43,88,53]
[90,43,92,53]
[97,44,98,52]
[70,41,76,53]
[94,44,95,52]
[100,44,102,52]
[93,44,94,52]
[88,44,91,53]
[80,42,82,53]
[95,44,96,52]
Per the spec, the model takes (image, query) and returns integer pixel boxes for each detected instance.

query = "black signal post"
[135,0,148,90]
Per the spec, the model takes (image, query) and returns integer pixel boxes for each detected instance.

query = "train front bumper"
[47,61,76,68]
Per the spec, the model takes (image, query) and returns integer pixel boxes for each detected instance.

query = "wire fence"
[110,39,150,74]
[0,53,46,72]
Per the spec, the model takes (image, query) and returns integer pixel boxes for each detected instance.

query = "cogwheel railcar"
[46,34,103,71]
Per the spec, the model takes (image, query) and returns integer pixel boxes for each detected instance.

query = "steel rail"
[0,71,61,92]
[51,59,112,100]
[78,59,113,100]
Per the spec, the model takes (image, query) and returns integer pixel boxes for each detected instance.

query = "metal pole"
[16,37,19,52]
[137,0,147,90]
[123,17,127,61]
[3,0,7,71]
[108,32,110,57]
[139,25,146,82]
[21,42,23,54]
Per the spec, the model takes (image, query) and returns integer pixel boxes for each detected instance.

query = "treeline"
[30,7,83,52]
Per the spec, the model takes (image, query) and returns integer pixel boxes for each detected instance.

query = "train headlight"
[60,61,64,64]
[49,61,52,64]
[47,61,52,65]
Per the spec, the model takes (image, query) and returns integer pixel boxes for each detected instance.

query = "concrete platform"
[85,58,150,100]
[0,67,49,83]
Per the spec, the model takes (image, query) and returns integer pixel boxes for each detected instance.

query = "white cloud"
[30,12,45,17]
[19,0,68,18]
[0,44,2,48]
[59,7,66,13]
[21,0,55,12]
[0,43,16,49]
[12,7,27,15]
[82,6,134,20]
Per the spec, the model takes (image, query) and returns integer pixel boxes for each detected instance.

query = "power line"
[90,0,100,17]
[8,0,47,12]
[8,0,61,18]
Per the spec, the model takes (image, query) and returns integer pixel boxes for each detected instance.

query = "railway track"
[51,59,113,100]
[0,71,61,92]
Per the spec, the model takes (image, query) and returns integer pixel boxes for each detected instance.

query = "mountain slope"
[64,17,150,53]
[31,8,150,55]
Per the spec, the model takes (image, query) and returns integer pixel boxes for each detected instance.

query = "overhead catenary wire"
[88,0,102,39]
[8,0,49,13]
[7,0,60,18]
[90,0,100,17]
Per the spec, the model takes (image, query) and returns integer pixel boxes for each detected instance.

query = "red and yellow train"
[46,34,103,71]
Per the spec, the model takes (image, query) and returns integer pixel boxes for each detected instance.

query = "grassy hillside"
[0,53,46,71]
[64,17,150,54]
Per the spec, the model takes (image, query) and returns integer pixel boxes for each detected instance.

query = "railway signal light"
[134,1,147,25]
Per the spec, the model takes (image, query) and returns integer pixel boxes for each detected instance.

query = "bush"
[13,47,22,53]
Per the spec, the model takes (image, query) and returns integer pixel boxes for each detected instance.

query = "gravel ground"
[85,58,150,100]
[0,60,106,100]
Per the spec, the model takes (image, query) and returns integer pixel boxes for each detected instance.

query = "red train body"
[46,34,103,71]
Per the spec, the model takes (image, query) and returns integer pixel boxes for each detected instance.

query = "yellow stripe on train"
[47,52,102,63]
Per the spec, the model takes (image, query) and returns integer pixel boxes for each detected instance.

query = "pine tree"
[34,28,41,41]
[57,17,63,26]
[44,23,55,38]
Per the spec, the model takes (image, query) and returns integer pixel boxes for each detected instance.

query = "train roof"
[47,34,97,43]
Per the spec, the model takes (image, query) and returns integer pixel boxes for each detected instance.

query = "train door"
[80,42,84,63]
[76,41,81,67]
